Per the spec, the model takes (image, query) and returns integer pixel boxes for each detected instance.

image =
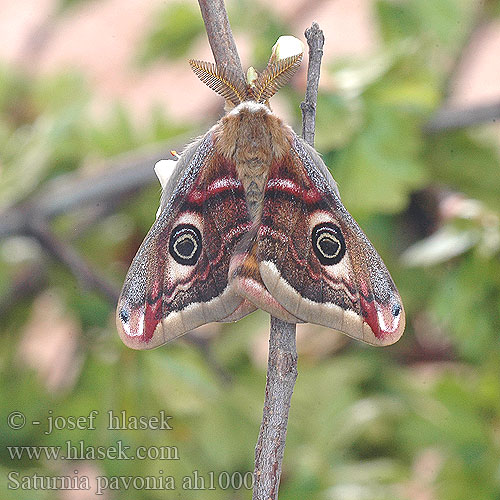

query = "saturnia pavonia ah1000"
[116,40,405,350]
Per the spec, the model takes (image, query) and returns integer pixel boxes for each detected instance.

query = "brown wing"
[254,135,405,345]
[116,132,252,349]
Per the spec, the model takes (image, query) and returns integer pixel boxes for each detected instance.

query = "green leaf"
[315,94,362,151]
[331,104,427,215]
[430,255,500,360]
[424,131,500,212]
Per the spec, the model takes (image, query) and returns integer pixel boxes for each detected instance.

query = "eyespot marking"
[169,224,202,265]
[311,222,346,265]
[119,308,130,323]
[392,303,401,317]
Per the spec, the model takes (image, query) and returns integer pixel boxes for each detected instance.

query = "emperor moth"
[117,42,405,349]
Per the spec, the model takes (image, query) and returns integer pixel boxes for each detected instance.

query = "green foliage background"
[1,1,500,499]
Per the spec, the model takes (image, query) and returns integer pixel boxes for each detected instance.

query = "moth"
[116,47,405,350]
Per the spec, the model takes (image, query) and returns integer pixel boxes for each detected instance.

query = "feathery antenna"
[251,53,303,103]
[189,59,248,105]
[189,50,302,105]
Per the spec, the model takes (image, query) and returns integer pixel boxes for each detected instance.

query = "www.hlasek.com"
[7,440,179,461]
[7,470,255,494]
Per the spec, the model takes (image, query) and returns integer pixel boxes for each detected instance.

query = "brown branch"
[0,139,194,309]
[424,3,492,133]
[3,7,325,497]
[0,264,47,318]
[0,138,192,239]
[197,0,245,84]
[194,4,327,500]
[440,3,488,103]
[0,136,195,310]
[253,317,297,500]
[253,23,325,500]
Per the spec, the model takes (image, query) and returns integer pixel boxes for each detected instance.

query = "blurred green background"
[1,0,500,499]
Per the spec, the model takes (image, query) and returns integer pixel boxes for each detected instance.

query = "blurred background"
[1,0,500,499]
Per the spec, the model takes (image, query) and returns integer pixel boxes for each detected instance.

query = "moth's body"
[117,101,405,349]
[218,103,290,220]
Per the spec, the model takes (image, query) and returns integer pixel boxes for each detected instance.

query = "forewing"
[257,135,405,345]
[116,132,252,349]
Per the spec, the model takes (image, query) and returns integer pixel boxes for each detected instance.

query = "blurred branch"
[440,6,488,103]
[0,138,194,306]
[424,99,500,134]
[19,13,58,69]
[0,140,191,311]
[36,147,172,216]
[25,220,120,304]
[0,264,47,318]
[425,3,496,133]
[184,334,233,385]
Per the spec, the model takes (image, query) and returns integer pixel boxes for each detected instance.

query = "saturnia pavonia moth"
[116,37,405,349]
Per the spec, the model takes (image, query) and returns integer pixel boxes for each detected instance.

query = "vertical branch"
[252,317,297,499]
[197,0,245,84]
[253,23,325,500]
[195,2,324,498]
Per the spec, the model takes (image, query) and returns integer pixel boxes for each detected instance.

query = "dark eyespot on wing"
[169,224,202,265]
[311,223,346,265]
[176,238,194,257]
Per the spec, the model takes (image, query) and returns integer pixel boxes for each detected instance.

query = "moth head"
[189,35,303,108]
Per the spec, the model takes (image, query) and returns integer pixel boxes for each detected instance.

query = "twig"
[0,139,191,239]
[424,2,492,133]
[301,22,324,145]
[440,3,488,103]
[253,21,326,500]
[253,317,297,500]
[253,23,325,500]
[183,334,233,385]
[0,140,193,306]
[0,138,194,310]
[194,3,326,500]
[18,13,57,70]
[195,2,325,497]
[0,264,47,318]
